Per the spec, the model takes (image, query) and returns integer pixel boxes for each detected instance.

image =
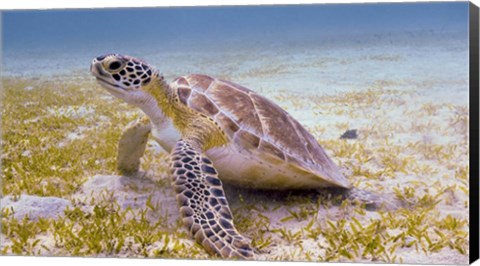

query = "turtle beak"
[90,58,104,77]
[89,59,95,73]
[90,58,125,94]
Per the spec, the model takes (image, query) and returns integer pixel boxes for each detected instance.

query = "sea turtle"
[90,54,391,260]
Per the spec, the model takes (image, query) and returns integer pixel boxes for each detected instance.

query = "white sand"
[1,195,72,221]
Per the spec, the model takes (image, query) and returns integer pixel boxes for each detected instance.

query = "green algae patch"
[1,76,470,263]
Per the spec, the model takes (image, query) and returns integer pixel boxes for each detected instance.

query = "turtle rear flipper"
[170,139,255,260]
[319,187,406,211]
[346,188,405,211]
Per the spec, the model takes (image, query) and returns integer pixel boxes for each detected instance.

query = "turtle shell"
[171,74,351,188]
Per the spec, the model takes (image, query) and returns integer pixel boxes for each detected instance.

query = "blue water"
[1,2,469,76]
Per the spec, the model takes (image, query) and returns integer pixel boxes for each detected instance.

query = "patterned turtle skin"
[90,54,381,260]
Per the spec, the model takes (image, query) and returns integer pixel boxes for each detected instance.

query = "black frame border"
[470,2,479,264]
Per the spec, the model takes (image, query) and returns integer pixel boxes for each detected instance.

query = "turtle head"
[90,54,164,106]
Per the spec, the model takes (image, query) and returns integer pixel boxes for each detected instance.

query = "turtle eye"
[108,61,122,71]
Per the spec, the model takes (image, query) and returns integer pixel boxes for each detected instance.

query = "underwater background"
[1,2,472,264]
[2,2,469,77]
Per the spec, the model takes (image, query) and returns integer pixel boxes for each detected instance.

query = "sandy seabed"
[1,34,471,264]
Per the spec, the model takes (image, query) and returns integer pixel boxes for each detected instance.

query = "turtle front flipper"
[117,116,152,176]
[170,139,255,260]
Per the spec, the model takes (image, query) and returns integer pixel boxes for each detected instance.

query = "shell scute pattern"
[258,140,285,161]
[249,93,306,154]
[177,87,192,105]
[172,74,349,187]
[189,91,220,116]
[221,80,251,94]
[213,112,240,136]
[234,130,260,149]
[176,76,190,86]
[206,81,264,134]
[188,74,215,93]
